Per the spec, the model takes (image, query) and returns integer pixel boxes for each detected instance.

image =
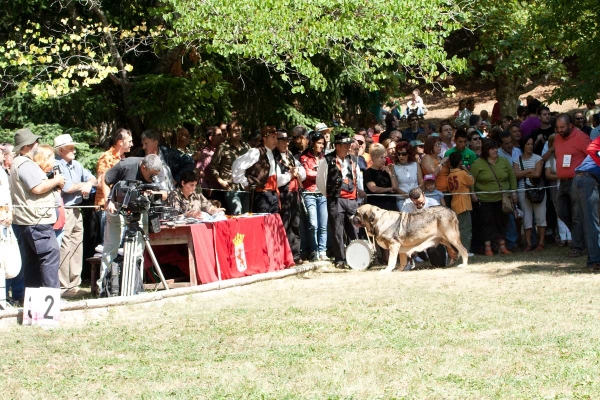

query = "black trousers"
[279,190,301,260]
[253,191,279,214]
[327,197,358,262]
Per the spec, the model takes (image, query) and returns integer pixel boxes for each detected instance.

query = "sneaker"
[467,252,474,257]
[319,254,330,261]
[414,256,424,263]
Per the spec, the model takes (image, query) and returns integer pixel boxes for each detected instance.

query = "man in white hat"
[10,128,65,294]
[54,133,97,296]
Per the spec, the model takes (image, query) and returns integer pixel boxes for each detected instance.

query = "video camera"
[112,180,165,233]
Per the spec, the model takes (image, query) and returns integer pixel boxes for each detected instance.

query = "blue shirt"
[575,155,600,181]
[55,157,95,206]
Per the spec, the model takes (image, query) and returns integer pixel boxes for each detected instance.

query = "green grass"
[1,245,599,399]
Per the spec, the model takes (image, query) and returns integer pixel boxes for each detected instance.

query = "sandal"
[535,244,544,252]
[568,249,583,258]
[498,247,512,255]
[524,245,532,252]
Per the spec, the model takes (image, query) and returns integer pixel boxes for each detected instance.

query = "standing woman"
[513,137,546,251]
[420,135,450,193]
[381,138,397,166]
[363,143,399,211]
[545,134,571,246]
[471,139,517,256]
[300,133,328,261]
[393,141,423,210]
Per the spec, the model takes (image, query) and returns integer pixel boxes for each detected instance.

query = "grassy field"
[1,245,599,399]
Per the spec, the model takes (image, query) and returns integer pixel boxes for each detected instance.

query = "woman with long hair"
[33,144,65,243]
[300,133,328,261]
[393,141,422,210]
[471,139,517,256]
[420,135,450,193]
[513,137,546,251]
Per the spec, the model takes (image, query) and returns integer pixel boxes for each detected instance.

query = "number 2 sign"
[22,287,61,327]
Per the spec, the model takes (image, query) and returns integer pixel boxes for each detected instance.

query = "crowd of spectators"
[2,91,600,307]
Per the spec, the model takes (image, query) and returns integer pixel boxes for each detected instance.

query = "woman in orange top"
[420,135,450,192]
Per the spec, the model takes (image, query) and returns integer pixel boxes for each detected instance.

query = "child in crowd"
[480,110,490,127]
[446,152,474,255]
[405,89,426,118]
[423,174,445,206]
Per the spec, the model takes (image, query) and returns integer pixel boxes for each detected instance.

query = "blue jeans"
[303,193,328,255]
[5,224,25,302]
[505,213,518,249]
[573,173,600,265]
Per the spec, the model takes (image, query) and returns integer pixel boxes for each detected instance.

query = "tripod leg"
[144,239,170,291]
[121,239,132,296]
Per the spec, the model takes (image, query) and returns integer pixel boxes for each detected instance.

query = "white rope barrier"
[5,184,558,209]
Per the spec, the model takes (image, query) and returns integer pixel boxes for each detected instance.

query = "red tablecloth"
[192,214,294,283]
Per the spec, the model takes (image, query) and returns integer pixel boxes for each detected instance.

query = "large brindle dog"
[352,204,468,272]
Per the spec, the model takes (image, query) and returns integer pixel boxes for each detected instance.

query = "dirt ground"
[407,80,585,125]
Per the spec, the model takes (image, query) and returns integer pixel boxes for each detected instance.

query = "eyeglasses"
[471,137,481,141]
[397,152,408,156]
[575,117,585,120]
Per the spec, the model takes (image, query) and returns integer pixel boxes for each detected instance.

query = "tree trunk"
[494,75,521,121]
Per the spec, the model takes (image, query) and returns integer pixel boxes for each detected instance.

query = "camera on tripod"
[112,180,163,233]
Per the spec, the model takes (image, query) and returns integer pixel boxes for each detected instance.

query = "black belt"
[303,192,323,196]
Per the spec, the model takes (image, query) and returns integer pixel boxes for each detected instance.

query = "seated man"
[404,89,426,118]
[166,170,224,219]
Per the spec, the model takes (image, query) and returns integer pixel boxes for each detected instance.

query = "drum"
[345,239,374,270]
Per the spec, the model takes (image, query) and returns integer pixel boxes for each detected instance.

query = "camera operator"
[166,170,224,219]
[97,154,163,294]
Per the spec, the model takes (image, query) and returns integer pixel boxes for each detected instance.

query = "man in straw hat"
[54,133,97,296]
[316,132,361,269]
[10,128,65,293]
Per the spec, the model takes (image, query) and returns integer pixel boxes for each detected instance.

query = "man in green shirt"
[445,129,477,169]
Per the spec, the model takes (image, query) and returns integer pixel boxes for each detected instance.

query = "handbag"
[519,156,545,204]
[486,161,513,214]
[0,226,22,279]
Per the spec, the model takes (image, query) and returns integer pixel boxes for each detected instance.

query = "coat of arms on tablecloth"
[233,233,247,272]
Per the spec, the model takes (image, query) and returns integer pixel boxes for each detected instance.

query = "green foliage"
[127,64,232,131]
[0,124,103,171]
[539,0,600,104]
[0,88,117,129]
[164,0,468,92]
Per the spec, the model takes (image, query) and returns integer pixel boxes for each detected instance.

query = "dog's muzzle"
[351,214,364,227]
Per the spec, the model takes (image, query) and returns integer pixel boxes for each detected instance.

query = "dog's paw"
[456,263,467,268]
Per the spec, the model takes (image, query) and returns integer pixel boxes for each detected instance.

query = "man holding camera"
[10,128,65,291]
[54,134,98,295]
[97,154,163,295]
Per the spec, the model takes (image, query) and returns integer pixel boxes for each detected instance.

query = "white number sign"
[22,287,61,327]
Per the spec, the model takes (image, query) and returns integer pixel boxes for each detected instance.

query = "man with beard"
[554,113,591,258]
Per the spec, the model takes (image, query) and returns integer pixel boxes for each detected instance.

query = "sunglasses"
[397,152,408,156]
[471,137,481,141]
[575,117,585,120]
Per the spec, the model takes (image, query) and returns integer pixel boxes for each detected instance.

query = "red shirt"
[587,136,600,167]
[554,128,591,179]
[300,150,322,192]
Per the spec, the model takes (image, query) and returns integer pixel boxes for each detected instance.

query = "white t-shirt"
[514,153,542,189]
[401,196,439,213]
